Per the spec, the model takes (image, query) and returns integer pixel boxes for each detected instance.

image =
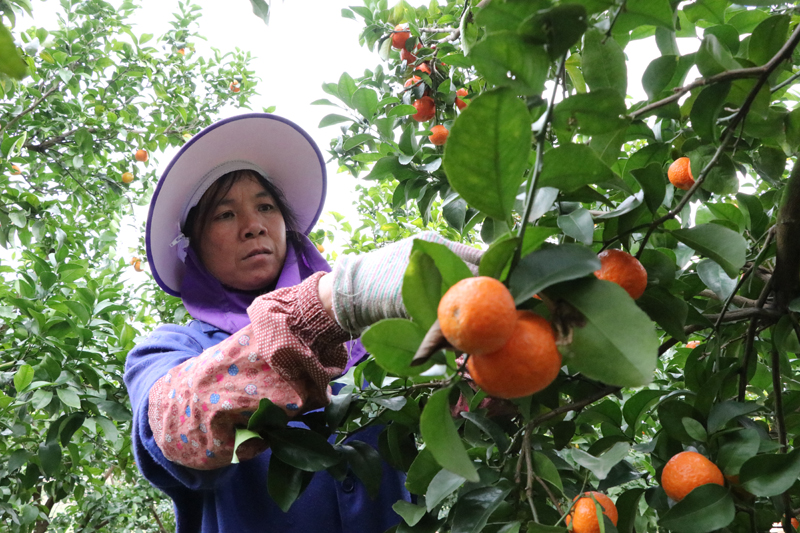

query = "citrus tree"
[0,0,258,530]
[251,1,800,532]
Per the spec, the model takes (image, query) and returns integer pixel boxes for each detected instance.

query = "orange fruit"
[135,149,148,162]
[429,125,448,146]
[686,340,700,349]
[455,98,467,111]
[456,88,468,97]
[178,48,185,55]
[594,249,648,300]
[404,76,421,88]
[466,311,562,399]
[412,96,435,122]
[415,62,431,75]
[668,157,695,191]
[130,257,139,265]
[230,81,240,93]
[133,260,143,272]
[792,518,799,530]
[316,244,325,253]
[391,25,410,50]
[566,492,618,533]
[401,43,421,63]
[10,164,21,175]
[121,172,134,184]
[661,451,724,502]
[438,276,517,355]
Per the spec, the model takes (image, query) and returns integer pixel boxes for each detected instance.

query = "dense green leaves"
[420,388,479,482]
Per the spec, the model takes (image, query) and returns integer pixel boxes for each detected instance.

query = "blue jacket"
[124,319,409,533]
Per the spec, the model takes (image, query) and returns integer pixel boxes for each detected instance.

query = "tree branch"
[0,83,62,138]
[738,277,775,401]
[773,160,800,311]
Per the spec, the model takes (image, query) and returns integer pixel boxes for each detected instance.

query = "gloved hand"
[330,231,482,335]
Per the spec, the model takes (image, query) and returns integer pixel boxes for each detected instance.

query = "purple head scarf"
[180,231,366,372]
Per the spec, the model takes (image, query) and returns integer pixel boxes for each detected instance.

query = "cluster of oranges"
[392,25,471,147]
[437,277,562,399]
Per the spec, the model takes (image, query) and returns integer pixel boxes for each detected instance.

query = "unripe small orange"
[428,125,448,146]
[316,244,324,253]
[135,149,148,162]
[230,81,240,93]
[121,172,134,184]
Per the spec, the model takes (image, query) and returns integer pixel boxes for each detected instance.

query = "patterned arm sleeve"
[148,272,350,470]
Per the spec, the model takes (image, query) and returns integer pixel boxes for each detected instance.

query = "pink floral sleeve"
[147,272,350,470]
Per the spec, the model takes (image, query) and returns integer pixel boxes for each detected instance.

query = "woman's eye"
[214,211,234,220]
[259,203,275,212]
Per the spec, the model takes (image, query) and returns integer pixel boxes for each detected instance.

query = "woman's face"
[198,174,287,291]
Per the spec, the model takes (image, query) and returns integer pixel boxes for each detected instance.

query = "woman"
[124,113,481,533]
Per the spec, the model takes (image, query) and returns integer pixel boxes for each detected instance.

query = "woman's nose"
[241,211,267,239]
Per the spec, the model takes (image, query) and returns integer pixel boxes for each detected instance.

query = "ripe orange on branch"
[428,125,448,146]
[229,81,240,93]
[466,311,562,399]
[391,25,410,50]
[668,157,695,190]
[135,149,148,162]
[566,492,618,533]
[661,451,724,502]
[121,172,134,184]
[594,249,647,300]
[412,96,435,122]
[437,276,516,355]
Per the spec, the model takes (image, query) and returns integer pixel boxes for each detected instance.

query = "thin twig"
[523,433,540,522]
[737,277,775,401]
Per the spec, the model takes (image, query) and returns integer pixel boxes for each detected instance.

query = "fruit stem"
[512,56,566,275]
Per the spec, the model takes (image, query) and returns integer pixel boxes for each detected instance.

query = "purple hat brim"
[146,113,327,297]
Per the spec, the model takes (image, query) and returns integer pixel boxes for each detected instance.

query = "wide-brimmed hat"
[146,113,327,297]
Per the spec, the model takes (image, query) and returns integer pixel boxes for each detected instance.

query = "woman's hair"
[182,169,301,255]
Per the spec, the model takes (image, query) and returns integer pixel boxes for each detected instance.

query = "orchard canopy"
[4,0,800,532]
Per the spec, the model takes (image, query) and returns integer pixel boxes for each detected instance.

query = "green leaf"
[533,452,564,492]
[411,239,474,289]
[643,55,678,100]
[56,388,81,409]
[681,417,707,442]
[0,24,28,79]
[267,455,313,512]
[451,485,514,533]
[622,389,666,434]
[707,401,761,434]
[670,224,747,278]
[509,244,600,304]
[696,34,740,77]
[461,411,510,452]
[352,87,379,118]
[614,0,674,32]
[582,29,627,97]
[420,388,479,482]
[337,72,357,108]
[684,0,725,25]
[406,448,442,495]
[319,114,354,128]
[520,4,588,60]
[571,441,630,480]
[247,398,289,433]
[616,489,645,533]
[469,32,549,96]
[402,251,440,329]
[631,164,667,214]
[426,468,466,511]
[748,15,789,66]
[689,82,730,142]
[393,501,427,527]
[249,0,271,24]
[14,364,34,392]
[553,89,629,136]
[231,428,261,464]
[443,88,532,220]
[538,144,615,192]
[659,484,734,533]
[696,259,737,301]
[547,278,658,387]
[558,208,594,245]
[716,428,761,475]
[637,287,688,342]
[361,319,432,376]
[340,441,383,498]
[269,427,340,472]
[478,238,519,280]
[740,448,800,497]
[38,442,62,476]
[343,133,374,151]
[388,104,418,118]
